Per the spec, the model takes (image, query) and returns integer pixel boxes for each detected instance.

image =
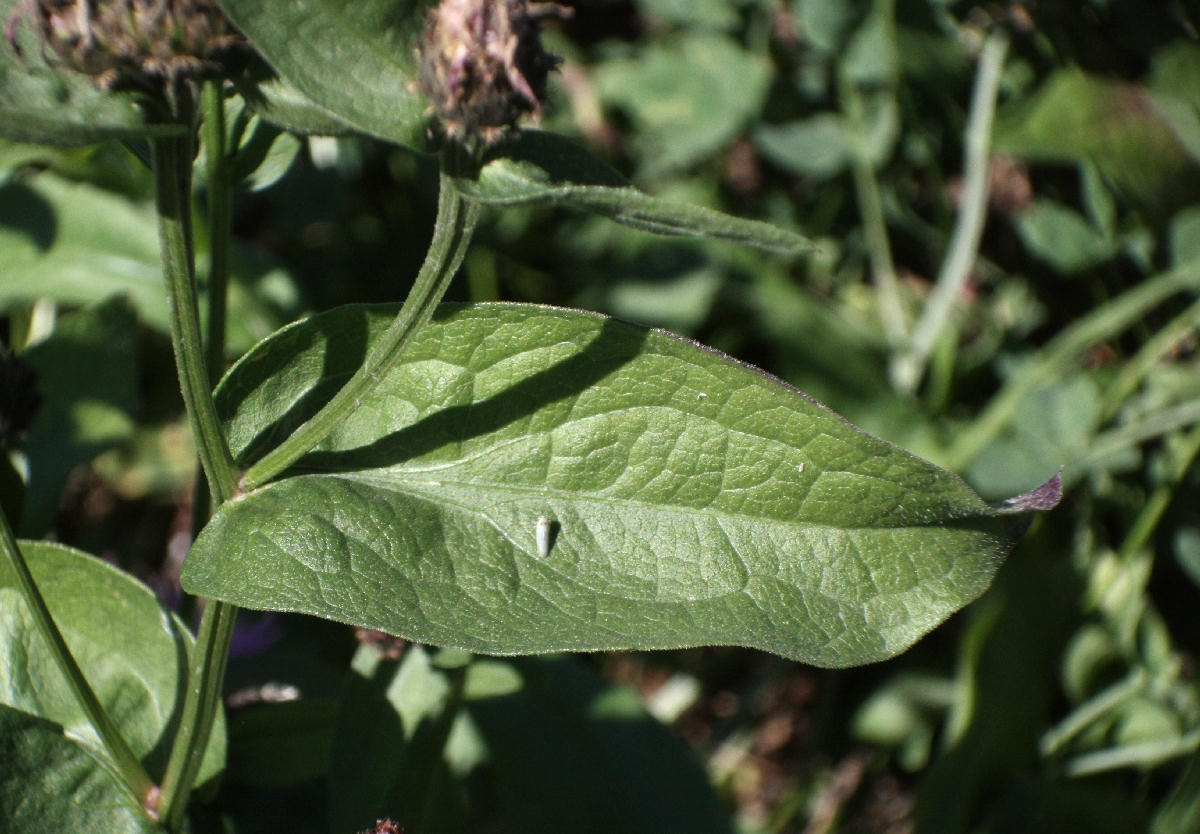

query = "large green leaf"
[0,0,184,146]
[0,706,163,833]
[215,0,436,148]
[0,543,226,792]
[184,303,1054,668]
[455,131,812,255]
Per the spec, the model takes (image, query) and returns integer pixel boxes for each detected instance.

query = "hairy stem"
[150,98,241,827]
[201,79,233,386]
[151,132,239,503]
[158,599,238,828]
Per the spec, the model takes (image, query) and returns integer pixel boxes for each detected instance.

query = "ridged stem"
[151,131,239,503]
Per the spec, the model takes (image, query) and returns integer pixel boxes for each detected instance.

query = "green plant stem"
[201,79,233,386]
[1101,294,1200,422]
[151,113,241,828]
[842,76,906,350]
[182,80,236,623]
[891,33,1007,393]
[158,599,237,829]
[1040,668,1146,756]
[241,172,480,489]
[151,133,239,503]
[945,261,1200,471]
[1078,397,1200,478]
[1117,419,1200,561]
[0,506,157,811]
[1063,727,1200,777]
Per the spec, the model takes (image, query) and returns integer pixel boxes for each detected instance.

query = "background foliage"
[3,0,1200,831]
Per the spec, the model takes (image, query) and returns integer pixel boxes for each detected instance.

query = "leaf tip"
[992,469,1064,515]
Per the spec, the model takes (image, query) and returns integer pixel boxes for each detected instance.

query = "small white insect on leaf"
[535,514,553,557]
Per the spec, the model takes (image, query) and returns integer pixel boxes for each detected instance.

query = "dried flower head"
[7,0,245,92]
[416,0,570,145]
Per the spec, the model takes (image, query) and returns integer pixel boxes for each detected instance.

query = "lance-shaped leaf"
[216,0,436,148]
[184,304,1056,668]
[454,131,813,255]
[0,0,184,146]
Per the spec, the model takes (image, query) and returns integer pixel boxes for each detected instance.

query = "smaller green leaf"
[1169,206,1200,266]
[236,74,358,137]
[842,10,898,85]
[0,170,300,352]
[328,645,476,833]
[793,0,855,53]
[0,0,183,146]
[0,706,163,833]
[754,115,850,180]
[465,655,733,834]
[1014,199,1117,275]
[966,373,1103,499]
[593,33,770,176]
[1147,41,1200,165]
[636,0,739,30]
[216,0,436,149]
[455,131,812,255]
[852,672,952,771]
[1113,698,1182,748]
[996,67,1200,215]
[227,117,303,192]
[0,174,165,324]
[0,542,226,789]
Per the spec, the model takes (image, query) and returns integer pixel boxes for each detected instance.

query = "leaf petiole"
[241,168,480,489]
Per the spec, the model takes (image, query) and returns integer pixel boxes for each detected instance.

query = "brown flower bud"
[416,0,570,145]
[8,0,245,92]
